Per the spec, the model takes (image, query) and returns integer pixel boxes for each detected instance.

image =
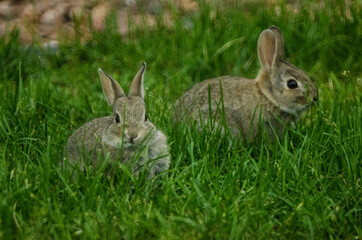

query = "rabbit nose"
[128,133,139,142]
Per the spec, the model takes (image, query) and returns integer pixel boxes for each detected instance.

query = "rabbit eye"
[115,114,120,123]
[145,114,148,121]
[287,79,298,89]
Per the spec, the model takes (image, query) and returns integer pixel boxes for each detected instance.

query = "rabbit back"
[174,76,283,139]
[173,26,317,141]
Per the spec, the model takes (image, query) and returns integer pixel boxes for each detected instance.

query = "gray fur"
[66,63,170,178]
[173,26,317,141]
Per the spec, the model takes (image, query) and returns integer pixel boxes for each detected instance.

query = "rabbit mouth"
[295,104,311,116]
[122,142,138,149]
[280,103,310,117]
[125,138,142,147]
[102,135,139,149]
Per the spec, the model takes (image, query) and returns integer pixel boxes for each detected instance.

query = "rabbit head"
[98,63,156,149]
[256,26,317,117]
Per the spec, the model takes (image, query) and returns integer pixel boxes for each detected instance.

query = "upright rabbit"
[66,63,170,177]
[174,26,317,141]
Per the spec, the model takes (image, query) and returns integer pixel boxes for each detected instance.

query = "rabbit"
[66,63,170,178]
[173,26,317,141]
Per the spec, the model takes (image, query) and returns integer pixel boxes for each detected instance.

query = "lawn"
[0,0,361,239]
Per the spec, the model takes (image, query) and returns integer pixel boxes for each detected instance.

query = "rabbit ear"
[257,29,278,72]
[98,68,125,106]
[268,26,285,58]
[129,62,146,99]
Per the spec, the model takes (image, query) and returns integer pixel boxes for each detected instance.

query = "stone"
[40,8,63,26]
[91,4,110,31]
[147,0,162,15]
[178,0,198,11]
[22,3,37,22]
[0,1,12,19]
[117,9,128,35]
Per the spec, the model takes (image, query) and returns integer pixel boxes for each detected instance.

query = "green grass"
[0,1,361,239]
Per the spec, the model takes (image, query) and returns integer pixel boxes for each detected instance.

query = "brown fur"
[66,63,170,178]
[173,26,317,141]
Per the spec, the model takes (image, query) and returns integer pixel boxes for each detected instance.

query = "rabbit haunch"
[173,26,317,141]
[66,63,170,177]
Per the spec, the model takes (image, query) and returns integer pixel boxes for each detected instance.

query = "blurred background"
[0,0,354,45]
[0,0,199,45]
